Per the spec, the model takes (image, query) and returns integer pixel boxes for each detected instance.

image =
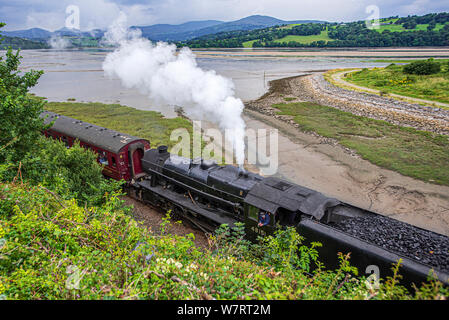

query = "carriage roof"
[41,111,147,154]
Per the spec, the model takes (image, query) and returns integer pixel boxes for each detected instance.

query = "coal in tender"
[331,215,449,273]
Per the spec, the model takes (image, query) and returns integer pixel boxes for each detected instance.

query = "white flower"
[188,263,197,271]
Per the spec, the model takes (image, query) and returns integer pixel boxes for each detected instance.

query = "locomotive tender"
[42,111,449,287]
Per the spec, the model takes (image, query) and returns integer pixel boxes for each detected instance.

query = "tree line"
[0,36,49,50]
[179,12,449,48]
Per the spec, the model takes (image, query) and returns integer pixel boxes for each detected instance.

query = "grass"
[274,31,331,44]
[380,18,399,24]
[274,101,449,186]
[343,62,449,105]
[44,101,226,163]
[279,23,303,30]
[242,40,257,48]
[44,101,194,151]
[365,59,449,64]
[374,23,447,33]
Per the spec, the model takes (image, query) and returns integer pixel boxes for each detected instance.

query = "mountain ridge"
[2,15,326,41]
[133,15,325,41]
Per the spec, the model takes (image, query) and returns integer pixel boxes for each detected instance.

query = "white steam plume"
[102,12,246,165]
[48,36,70,49]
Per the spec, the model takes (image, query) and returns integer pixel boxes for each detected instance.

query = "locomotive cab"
[244,202,302,240]
[244,204,275,238]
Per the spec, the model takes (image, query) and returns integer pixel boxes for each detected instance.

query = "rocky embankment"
[245,73,449,136]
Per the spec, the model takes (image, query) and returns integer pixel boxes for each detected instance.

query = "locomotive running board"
[137,180,237,228]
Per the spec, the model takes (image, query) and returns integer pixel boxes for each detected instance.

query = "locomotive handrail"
[147,169,243,213]
[146,159,246,204]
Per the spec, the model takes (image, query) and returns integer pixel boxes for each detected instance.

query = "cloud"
[1,0,448,31]
[0,0,154,31]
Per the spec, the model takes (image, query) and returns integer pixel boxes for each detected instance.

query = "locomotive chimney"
[238,166,249,178]
[158,145,168,154]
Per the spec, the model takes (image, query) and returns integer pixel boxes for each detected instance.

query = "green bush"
[0,30,120,206]
[420,88,436,95]
[403,59,441,75]
[19,137,122,206]
[1,182,448,300]
[0,47,45,164]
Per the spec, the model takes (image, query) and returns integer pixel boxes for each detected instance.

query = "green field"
[274,102,449,186]
[365,59,448,63]
[380,18,400,24]
[69,37,100,47]
[242,39,257,47]
[374,23,447,33]
[279,23,302,29]
[44,101,194,151]
[344,61,449,105]
[274,30,331,44]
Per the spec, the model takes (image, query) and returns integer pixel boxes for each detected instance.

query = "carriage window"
[111,156,117,167]
[98,152,109,166]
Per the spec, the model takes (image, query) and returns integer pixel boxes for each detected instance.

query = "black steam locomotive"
[42,111,449,288]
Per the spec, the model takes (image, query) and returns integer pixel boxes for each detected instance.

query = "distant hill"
[2,27,104,40]
[1,28,52,39]
[53,27,105,38]
[1,15,325,44]
[131,20,223,41]
[131,15,325,41]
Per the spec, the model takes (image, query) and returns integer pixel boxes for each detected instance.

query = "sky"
[1,0,448,31]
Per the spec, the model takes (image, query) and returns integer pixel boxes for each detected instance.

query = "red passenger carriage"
[41,111,150,181]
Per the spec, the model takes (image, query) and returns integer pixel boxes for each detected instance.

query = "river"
[17,48,392,117]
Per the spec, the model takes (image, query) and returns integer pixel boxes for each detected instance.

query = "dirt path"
[331,69,449,109]
[253,73,449,135]
[243,75,449,236]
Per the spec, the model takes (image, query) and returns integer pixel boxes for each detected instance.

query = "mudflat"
[244,74,449,236]
[193,47,449,58]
